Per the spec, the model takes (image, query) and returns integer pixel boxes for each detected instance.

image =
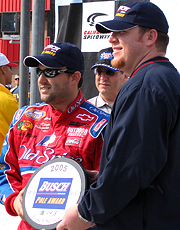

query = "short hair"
[139,26,169,53]
[67,72,83,89]
[156,31,169,53]
[78,76,83,88]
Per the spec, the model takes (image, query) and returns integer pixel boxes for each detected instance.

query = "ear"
[70,71,81,86]
[146,29,158,47]
[122,74,129,84]
[0,66,6,75]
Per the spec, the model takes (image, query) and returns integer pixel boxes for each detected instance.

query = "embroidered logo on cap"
[41,45,61,56]
[115,5,131,17]
[100,51,113,61]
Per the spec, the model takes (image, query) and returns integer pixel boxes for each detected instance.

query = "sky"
[151,0,180,72]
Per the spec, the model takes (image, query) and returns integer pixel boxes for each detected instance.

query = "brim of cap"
[96,20,137,33]
[23,55,66,68]
[7,62,18,67]
[90,64,119,71]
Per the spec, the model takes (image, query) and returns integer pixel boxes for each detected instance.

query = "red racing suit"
[0,91,109,230]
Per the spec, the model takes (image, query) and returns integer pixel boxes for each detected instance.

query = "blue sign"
[33,177,72,209]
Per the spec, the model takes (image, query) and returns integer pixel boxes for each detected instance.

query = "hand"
[87,170,99,184]
[13,188,26,221]
[56,204,92,230]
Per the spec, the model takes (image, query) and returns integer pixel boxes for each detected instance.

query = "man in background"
[10,74,19,93]
[11,72,30,104]
[88,47,128,113]
[0,53,18,153]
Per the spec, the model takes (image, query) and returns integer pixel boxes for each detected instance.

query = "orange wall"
[0,0,51,62]
[0,37,50,63]
[0,39,20,62]
[0,0,50,13]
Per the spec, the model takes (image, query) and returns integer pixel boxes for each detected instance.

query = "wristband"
[77,207,90,223]
[77,207,95,227]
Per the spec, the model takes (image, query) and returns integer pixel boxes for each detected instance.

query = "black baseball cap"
[96,1,169,34]
[23,42,84,76]
[90,47,119,71]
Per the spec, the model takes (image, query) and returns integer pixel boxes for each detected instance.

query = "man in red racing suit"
[0,42,109,230]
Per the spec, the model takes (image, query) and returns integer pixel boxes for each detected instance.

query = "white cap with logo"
[0,53,17,67]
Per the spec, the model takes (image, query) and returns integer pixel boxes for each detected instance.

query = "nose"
[108,32,118,44]
[98,71,109,80]
[38,72,48,83]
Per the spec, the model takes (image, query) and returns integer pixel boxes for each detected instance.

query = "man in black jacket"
[57,2,180,230]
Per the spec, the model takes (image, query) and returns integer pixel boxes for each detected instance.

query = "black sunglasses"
[94,68,117,76]
[36,67,75,78]
[15,78,19,80]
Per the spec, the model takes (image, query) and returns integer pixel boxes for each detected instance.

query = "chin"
[100,89,109,95]
[40,96,48,103]
[111,57,125,70]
